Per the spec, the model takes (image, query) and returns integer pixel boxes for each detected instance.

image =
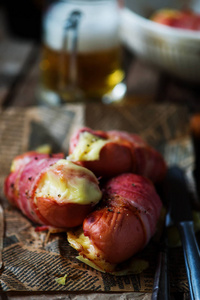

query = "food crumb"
[55,274,68,285]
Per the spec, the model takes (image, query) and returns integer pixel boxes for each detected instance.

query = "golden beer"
[40,44,124,100]
[39,0,125,104]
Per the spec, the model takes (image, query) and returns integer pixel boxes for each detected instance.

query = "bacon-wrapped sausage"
[4,152,102,228]
[67,173,162,272]
[68,127,167,182]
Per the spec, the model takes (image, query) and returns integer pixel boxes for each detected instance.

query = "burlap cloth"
[0,103,193,293]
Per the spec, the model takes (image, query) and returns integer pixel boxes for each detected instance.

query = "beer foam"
[43,1,120,52]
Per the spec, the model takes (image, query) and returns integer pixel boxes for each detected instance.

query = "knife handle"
[179,221,200,300]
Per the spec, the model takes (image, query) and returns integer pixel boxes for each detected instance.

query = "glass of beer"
[38,0,126,105]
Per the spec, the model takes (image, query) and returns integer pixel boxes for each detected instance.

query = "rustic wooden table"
[0,36,200,300]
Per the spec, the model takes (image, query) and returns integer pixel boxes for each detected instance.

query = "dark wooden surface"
[1,34,200,299]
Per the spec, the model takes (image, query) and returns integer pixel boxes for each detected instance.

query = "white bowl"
[120,0,200,83]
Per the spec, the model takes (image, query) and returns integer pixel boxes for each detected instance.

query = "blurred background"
[0,0,124,41]
[0,0,44,41]
[0,0,199,108]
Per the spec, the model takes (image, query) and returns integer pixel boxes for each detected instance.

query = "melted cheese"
[67,229,116,273]
[68,131,109,161]
[35,160,102,205]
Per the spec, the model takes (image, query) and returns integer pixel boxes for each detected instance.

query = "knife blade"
[164,165,200,300]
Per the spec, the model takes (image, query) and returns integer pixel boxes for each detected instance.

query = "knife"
[164,165,200,300]
[151,222,169,300]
